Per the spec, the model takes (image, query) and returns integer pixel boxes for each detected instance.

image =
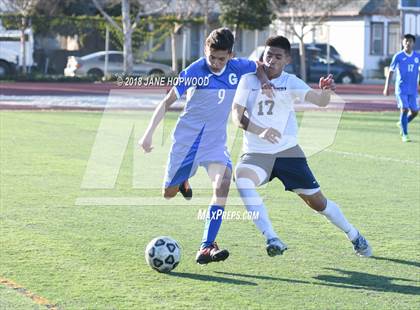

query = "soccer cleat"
[402,135,411,142]
[396,121,403,136]
[195,242,229,265]
[178,180,192,200]
[351,232,372,257]
[266,238,288,257]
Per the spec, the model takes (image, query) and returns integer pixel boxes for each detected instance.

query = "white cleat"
[266,238,288,257]
[351,232,372,257]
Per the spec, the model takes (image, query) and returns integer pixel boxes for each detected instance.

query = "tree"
[34,0,98,16]
[219,0,273,35]
[162,0,203,73]
[202,0,210,38]
[92,0,169,74]
[0,0,40,74]
[270,0,347,82]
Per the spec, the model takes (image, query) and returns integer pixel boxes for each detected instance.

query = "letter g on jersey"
[229,73,238,85]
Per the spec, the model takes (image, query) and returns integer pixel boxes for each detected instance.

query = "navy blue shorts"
[239,145,319,191]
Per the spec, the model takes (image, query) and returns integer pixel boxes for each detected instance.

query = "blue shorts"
[164,128,232,188]
[239,145,319,191]
[396,94,419,111]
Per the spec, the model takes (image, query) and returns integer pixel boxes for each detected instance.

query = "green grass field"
[0,110,419,309]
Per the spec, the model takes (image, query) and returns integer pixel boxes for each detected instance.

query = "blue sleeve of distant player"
[417,52,420,72]
[236,58,258,75]
[389,53,399,71]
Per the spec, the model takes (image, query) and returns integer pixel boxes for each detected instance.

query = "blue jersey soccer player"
[139,28,269,264]
[232,35,372,258]
[384,33,419,142]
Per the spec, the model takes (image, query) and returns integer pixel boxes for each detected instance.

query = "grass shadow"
[314,268,420,295]
[371,256,420,268]
[214,271,311,285]
[168,272,257,286]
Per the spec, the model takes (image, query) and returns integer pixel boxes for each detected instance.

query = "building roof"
[274,0,398,18]
[332,0,398,17]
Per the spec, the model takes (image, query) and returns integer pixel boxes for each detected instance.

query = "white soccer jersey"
[234,71,310,154]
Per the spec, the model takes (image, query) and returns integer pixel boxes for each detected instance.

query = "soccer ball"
[145,236,181,273]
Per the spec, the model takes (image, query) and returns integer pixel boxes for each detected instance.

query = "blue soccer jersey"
[172,57,257,148]
[390,51,420,95]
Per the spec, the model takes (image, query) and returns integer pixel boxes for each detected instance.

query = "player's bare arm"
[138,88,178,153]
[383,70,393,96]
[232,103,281,144]
[305,74,336,107]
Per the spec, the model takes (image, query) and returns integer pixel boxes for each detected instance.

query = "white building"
[148,0,402,78]
[273,0,400,78]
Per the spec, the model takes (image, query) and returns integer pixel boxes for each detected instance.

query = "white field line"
[75,149,419,206]
[323,149,420,166]
[75,197,246,206]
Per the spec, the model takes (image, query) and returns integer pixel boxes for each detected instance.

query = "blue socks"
[201,205,224,248]
[400,111,408,135]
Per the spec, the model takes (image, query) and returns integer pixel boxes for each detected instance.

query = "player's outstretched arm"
[232,103,280,144]
[256,61,275,99]
[305,74,336,107]
[383,70,393,96]
[138,88,177,153]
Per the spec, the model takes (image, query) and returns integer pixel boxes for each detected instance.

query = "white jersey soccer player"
[232,35,372,258]
[235,71,309,156]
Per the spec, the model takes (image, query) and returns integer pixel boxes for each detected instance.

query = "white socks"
[237,177,358,242]
[236,178,278,240]
[320,199,358,241]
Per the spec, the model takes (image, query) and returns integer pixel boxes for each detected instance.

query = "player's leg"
[236,164,275,239]
[296,189,372,257]
[296,189,358,239]
[403,96,419,142]
[196,162,231,264]
[400,108,409,135]
[273,146,372,257]
[235,163,287,257]
[163,185,180,199]
[397,95,410,141]
[407,109,419,123]
[208,162,232,206]
[163,181,192,199]
[163,156,195,200]
[407,95,419,122]
[163,180,192,199]
[408,109,418,122]
[162,132,203,199]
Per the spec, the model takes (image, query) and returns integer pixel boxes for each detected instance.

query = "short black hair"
[404,33,416,42]
[265,36,291,54]
[205,27,234,52]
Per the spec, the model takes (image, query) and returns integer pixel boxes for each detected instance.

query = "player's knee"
[163,187,178,199]
[300,191,327,212]
[314,200,327,211]
[411,110,418,117]
[236,170,258,186]
[402,108,409,114]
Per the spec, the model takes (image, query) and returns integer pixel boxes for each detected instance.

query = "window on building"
[388,23,400,55]
[370,22,384,55]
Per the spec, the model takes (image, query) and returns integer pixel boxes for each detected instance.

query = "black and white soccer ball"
[145,236,181,273]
